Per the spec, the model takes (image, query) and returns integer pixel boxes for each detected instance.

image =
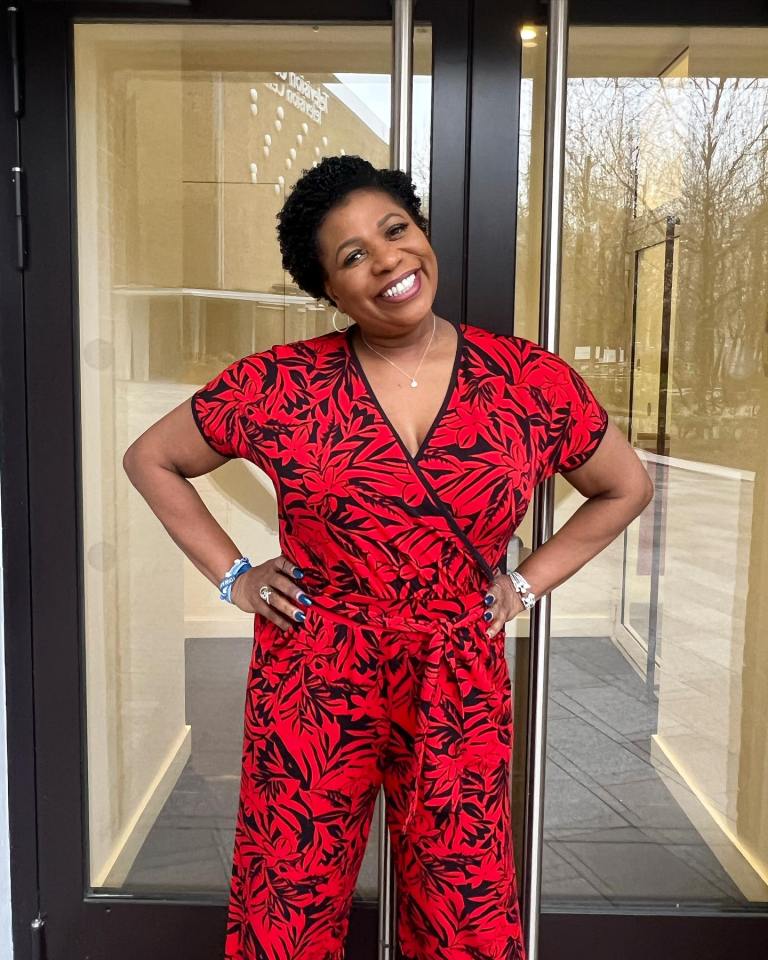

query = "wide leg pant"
[223,591,527,960]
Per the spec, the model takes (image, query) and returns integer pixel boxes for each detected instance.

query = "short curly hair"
[276,155,430,307]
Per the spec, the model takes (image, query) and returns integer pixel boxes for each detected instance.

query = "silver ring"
[259,584,272,605]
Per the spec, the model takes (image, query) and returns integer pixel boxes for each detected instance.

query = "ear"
[323,279,339,308]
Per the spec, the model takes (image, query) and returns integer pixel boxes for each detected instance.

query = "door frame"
[541,1,768,958]
[1,1,529,957]
[5,1,768,959]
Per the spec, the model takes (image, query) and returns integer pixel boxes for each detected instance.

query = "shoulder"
[271,329,347,365]
[219,329,346,380]
[461,325,595,405]
[461,324,556,374]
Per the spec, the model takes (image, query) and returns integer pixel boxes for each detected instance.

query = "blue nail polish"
[483,610,493,621]
[292,567,304,579]
[298,592,313,606]
[294,610,306,623]
[484,594,495,606]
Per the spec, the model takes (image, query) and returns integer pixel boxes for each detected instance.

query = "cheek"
[424,250,438,288]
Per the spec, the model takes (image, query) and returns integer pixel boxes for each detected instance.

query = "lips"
[378,269,422,303]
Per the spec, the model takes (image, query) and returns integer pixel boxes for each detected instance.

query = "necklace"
[359,312,436,388]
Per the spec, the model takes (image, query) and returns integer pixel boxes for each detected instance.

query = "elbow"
[122,444,137,483]
[642,471,655,506]
[122,440,146,485]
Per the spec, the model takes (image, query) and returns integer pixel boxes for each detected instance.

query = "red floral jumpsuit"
[190,321,609,960]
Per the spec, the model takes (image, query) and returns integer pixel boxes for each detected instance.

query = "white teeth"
[382,272,417,298]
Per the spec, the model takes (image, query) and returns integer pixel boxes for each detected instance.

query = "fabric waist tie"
[306,588,492,839]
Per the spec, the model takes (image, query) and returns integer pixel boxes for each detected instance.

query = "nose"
[370,238,401,274]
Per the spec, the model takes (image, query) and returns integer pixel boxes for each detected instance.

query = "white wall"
[0,482,14,957]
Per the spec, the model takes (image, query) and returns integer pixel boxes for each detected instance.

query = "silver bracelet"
[507,569,537,610]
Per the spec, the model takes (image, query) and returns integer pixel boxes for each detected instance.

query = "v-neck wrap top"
[191,322,609,836]
[191,321,609,606]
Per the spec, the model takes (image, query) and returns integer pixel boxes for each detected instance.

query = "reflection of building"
[71,22,430,895]
[107,58,390,383]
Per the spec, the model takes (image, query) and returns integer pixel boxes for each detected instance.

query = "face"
[317,188,438,337]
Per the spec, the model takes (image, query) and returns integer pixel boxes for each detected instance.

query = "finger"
[262,572,307,626]
[239,561,302,625]
[485,609,509,638]
[258,604,296,633]
[267,571,313,623]
[230,577,294,631]
[275,554,305,581]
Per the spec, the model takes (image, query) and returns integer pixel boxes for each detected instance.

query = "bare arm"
[484,420,654,637]
[122,398,308,630]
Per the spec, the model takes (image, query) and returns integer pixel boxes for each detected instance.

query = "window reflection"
[517,26,768,909]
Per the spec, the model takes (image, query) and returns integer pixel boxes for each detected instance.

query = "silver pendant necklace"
[359,312,436,388]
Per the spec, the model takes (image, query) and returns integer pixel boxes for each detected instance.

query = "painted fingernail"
[484,594,495,606]
[293,610,306,623]
[483,610,493,621]
[292,566,304,579]
[298,592,313,606]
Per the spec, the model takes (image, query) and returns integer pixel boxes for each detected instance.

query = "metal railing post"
[523,2,570,959]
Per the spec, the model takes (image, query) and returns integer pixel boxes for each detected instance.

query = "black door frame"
[1,1,530,957]
[4,0,768,958]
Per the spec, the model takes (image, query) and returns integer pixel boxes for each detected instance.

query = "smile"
[379,270,421,302]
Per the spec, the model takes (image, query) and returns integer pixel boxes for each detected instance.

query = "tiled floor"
[124,634,746,908]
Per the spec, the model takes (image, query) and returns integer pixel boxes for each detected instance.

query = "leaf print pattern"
[191,322,609,959]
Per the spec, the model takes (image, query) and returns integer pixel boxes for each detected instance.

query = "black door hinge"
[11,165,27,270]
[8,5,23,117]
[31,915,46,960]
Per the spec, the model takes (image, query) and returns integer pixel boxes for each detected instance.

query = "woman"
[123,155,652,960]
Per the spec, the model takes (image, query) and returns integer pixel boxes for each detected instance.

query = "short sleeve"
[190,351,275,461]
[526,345,610,482]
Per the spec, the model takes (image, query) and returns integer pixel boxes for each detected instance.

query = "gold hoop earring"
[332,310,350,332]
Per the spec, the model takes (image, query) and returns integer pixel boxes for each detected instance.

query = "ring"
[259,584,272,605]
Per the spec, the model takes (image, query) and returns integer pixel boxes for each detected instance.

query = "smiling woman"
[124,154,652,960]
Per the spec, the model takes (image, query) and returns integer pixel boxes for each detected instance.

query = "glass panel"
[519,25,768,910]
[509,21,549,858]
[74,20,432,898]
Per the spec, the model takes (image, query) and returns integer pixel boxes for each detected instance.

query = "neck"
[357,311,441,354]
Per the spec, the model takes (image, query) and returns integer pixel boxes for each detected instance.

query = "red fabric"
[191,322,608,959]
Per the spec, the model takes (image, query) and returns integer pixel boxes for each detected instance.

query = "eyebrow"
[335,212,403,261]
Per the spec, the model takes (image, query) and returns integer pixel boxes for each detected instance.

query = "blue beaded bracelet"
[219,556,252,603]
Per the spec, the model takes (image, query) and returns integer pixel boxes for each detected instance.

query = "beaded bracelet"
[219,556,252,603]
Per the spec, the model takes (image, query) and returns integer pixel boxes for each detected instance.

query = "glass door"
[13,3,472,957]
[74,15,418,903]
[516,8,768,956]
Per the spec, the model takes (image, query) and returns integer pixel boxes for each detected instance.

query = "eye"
[342,223,408,267]
[343,249,362,267]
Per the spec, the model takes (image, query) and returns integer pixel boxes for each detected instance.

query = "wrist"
[219,556,252,603]
[506,568,538,610]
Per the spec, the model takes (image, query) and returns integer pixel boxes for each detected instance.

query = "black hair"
[276,154,430,307]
